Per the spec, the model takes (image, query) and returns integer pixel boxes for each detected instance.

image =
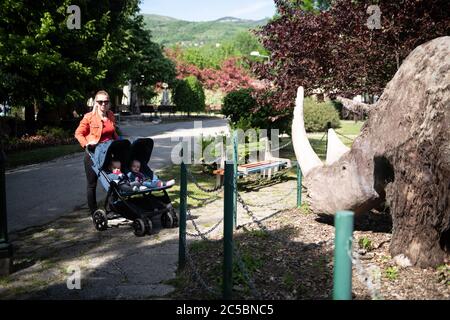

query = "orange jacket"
[75,110,119,148]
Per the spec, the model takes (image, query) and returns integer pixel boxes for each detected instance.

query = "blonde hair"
[92,90,110,115]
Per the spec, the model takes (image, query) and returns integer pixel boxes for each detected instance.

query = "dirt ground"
[169,177,450,300]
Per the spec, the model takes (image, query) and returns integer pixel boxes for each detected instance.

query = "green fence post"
[297,164,302,208]
[333,210,354,300]
[223,161,234,299]
[0,147,13,276]
[232,131,238,229]
[178,161,187,270]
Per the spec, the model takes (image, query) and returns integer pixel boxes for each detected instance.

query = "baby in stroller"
[128,159,175,190]
[106,158,134,193]
[106,158,174,193]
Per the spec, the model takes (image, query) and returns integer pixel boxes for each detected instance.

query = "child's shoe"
[164,179,175,187]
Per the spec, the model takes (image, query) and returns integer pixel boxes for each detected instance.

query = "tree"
[173,76,205,116]
[0,0,175,132]
[222,88,257,124]
[253,0,450,111]
[167,47,256,93]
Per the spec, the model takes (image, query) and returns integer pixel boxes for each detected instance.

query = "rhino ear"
[326,129,350,165]
[292,86,323,175]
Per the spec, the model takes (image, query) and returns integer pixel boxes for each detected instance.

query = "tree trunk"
[386,101,450,266]
[24,103,36,134]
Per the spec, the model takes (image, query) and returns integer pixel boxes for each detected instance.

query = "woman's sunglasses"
[96,100,109,105]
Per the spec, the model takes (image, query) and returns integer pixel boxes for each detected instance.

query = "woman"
[75,90,119,215]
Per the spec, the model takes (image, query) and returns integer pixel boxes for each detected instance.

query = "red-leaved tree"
[166,48,256,93]
[253,0,450,110]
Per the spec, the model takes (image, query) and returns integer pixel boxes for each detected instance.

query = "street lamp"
[250,51,270,62]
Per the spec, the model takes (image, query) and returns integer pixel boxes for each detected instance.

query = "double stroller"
[87,138,178,236]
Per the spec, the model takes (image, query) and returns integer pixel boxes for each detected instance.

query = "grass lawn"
[306,120,364,160]
[336,120,365,136]
[5,144,83,169]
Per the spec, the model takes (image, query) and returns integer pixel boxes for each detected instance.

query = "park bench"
[140,105,157,115]
[156,105,176,117]
[212,137,292,186]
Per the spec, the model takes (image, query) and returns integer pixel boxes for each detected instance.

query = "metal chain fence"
[186,209,223,241]
[187,167,224,193]
[270,140,292,152]
[187,193,218,202]
[239,184,296,208]
[336,131,356,142]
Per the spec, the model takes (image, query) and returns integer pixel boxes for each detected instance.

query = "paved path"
[0,174,298,299]
[5,118,228,232]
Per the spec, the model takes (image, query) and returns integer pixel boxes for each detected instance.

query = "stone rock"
[393,254,412,268]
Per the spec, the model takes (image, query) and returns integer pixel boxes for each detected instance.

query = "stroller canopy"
[91,138,157,191]
[91,138,155,173]
[130,138,154,166]
[92,139,131,172]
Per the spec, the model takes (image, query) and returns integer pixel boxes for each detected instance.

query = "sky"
[139,0,277,22]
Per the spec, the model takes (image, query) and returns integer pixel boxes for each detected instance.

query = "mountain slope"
[143,14,268,46]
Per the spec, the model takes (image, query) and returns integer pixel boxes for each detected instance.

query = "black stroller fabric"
[130,138,155,180]
[90,138,158,192]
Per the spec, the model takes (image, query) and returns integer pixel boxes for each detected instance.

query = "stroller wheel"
[133,218,147,237]
[145,218,153,235]
[170,207,179,228]
[161,212,174,229]
[172,209,179,228]
[93,209,108,231]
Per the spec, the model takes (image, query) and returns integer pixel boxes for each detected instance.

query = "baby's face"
[112,160,121,169]
[131,161,140,173]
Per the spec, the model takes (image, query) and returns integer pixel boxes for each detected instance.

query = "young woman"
[75,90,119,215]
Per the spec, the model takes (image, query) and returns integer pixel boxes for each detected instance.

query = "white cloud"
[228,1,273,17]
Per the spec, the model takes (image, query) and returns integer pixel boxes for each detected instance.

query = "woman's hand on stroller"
[85,141,97,152]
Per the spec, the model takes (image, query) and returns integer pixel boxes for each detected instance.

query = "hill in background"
[143,14,269,47]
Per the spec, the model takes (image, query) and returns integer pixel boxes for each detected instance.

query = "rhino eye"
[342,166,346,170]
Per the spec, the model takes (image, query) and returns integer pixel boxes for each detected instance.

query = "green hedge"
[173,76,206,115]
[303,97,341,132]
[222,88,256,125]
[222,90,340,134]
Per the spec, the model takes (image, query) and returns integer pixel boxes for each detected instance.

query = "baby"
[107,159,133,192]
[127,159,175,190]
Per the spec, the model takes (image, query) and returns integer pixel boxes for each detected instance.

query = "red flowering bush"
[2,127,77,153]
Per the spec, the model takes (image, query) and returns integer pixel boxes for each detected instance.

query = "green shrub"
[0,116,27,137]
[222,88,256,124]
[173,76,206,115]
[303,97,341,132]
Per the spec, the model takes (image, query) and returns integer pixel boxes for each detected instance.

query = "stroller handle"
[85,144,96,160]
